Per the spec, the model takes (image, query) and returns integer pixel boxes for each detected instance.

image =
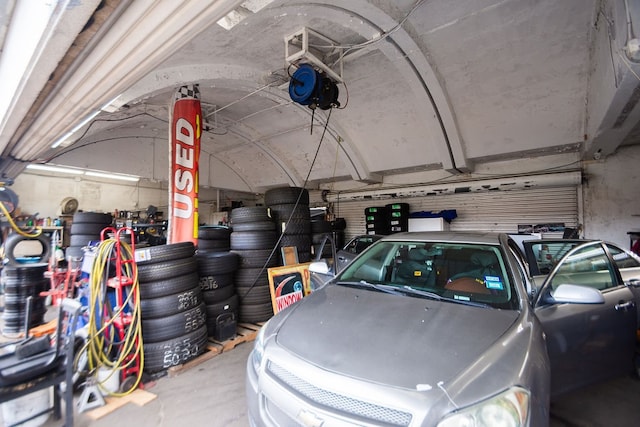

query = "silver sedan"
[247,231,640,426]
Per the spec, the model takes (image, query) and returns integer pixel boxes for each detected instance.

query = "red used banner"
[169,88,201,244]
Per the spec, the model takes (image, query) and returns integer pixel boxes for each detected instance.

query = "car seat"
[396,247,433,286]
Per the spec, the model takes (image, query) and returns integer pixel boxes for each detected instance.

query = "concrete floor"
[3,334,640,427]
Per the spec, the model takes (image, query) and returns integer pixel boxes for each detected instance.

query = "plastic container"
[1,387,51,427]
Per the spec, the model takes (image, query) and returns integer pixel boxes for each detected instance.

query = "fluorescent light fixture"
[26,164,84,175]
[215,1,274,30]
[51,110,100,148]
[84,171,140,182]
[101,95,123,113]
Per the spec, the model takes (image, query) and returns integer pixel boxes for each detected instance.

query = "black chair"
[0,298,82,427]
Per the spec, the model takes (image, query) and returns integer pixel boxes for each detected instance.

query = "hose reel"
[289,64,340,110]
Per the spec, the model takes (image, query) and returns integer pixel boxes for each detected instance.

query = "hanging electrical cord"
[240,108,335,301]
[82,238,144,397]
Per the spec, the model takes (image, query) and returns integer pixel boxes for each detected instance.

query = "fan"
[60,197,79,215]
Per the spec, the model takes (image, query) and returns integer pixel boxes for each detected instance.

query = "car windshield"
[336,240,519,310]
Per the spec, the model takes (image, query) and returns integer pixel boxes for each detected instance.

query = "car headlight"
[437,387,530,427]
[251,324,267,373]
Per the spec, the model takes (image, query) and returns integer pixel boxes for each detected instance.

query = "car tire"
[239,302,273,323]
[142,302,206,343]
[140,284,203,319]
[137,257,197,282]
[143,325,208,373]
[264,187,309,206]
[138,272,199,299]
[135,242,195,265]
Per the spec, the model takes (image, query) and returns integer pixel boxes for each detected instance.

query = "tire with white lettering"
[239,302,274,323]
[264,187,309,206]
[137,257,197,282]
[139,272,199,299]
[135,242,195,265]
[142,302,206,343]
[198,273,234,292]
[140,284,203,319]
[143,324,208,373]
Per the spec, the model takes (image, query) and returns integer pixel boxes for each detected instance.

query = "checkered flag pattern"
[175,84,200,100]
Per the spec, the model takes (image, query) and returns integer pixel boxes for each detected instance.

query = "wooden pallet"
[208,322,264,352]
[165,322,264,377]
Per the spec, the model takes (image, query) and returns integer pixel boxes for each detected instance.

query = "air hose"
[0,200,42,237]
[83,238,144,396]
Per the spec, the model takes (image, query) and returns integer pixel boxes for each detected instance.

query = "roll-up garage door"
[332,186,579,242]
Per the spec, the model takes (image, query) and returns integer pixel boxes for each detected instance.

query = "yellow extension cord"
[83,238,144,397]
[0,200,42,237]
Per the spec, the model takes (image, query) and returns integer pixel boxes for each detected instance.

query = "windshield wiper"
[338,281,403,295]
[400,285,492,308]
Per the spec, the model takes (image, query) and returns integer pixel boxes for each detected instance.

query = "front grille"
[267,360,412,426]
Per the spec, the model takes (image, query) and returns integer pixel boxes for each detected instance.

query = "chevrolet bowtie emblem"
[297,409,325,427]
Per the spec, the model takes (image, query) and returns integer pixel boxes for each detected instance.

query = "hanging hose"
[0,200,42,237]
[82,238,144,397]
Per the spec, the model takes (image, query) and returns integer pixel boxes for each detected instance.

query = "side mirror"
[309,261,330,275]
[625,278,640,288]
[550,284,605,304]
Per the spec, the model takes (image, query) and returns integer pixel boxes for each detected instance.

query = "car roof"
[379,231,503,245]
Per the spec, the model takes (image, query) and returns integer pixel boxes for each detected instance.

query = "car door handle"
[338,256,346,261]
[615,301,635,311]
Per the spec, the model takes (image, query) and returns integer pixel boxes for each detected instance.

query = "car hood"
[275,283,520,390]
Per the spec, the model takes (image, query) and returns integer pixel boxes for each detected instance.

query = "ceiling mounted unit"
[284,27,343,84]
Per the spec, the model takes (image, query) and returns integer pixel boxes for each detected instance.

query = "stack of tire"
[197,226,231,253]
[229,207,278,323]
[1,264,48,335]
[364,206,389,235]
[137,242,207,374]
[331,217,347,249]
[265,187,312,263]
[387,202,410,234]
[66,212,113,259]
[195,250,239,341]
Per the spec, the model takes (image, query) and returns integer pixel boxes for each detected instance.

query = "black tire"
[137,256,198,282]
[142,302,206,343]
[197,239,230,251]
[230,207,271,224]
[234,268,269,287]
[276,218,311,235]
[69,234,100,247]
[3,233,51,265]
[135,242,195,265]
[264,187,309,206]
[139,272,199,299]
[202,286,236,304]
[140,285,203,319]
[230,231,277,250]
[70,223,110,235]
[143,325,208,373]
[236,284,272,305]
[239,302,274,323]
[198,226,231,240]
[2,263,48,280]
[199,273,234,291]
[231,221,275,232]
[269,203,311,220]
[196,251,239,275]
[331,218,347,231]
[279,234,311,251]
[73,212,113,224]
[231,249,279,268]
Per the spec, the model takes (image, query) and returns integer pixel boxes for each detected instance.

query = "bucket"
[97,367,120,395]
[1,387,51,427]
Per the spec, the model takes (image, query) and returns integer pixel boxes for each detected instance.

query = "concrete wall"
[9,144,640,250]
[582,144,640,248]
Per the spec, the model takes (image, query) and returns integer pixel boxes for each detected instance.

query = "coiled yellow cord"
[0,201,42,237]
[84,238,144,396]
